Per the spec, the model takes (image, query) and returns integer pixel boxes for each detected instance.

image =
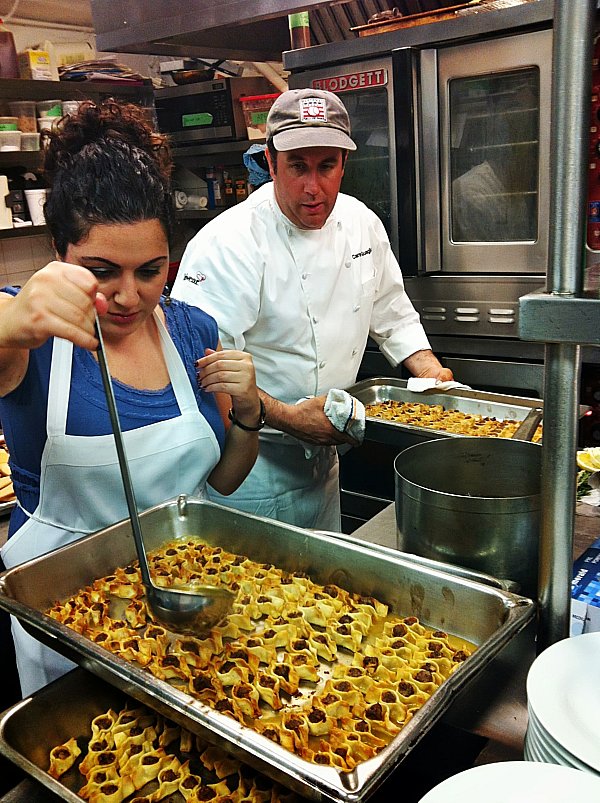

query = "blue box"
[571,536,600,635]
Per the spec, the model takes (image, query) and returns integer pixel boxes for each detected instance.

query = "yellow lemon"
[587,447,600,468]
[577,450,600,472]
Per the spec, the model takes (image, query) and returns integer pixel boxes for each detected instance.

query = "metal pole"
[538,0,595,651]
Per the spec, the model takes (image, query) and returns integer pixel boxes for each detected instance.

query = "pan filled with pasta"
[0,494,535,802]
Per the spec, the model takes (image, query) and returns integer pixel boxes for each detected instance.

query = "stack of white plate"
[525,631,600,773]
[417,761,600,803]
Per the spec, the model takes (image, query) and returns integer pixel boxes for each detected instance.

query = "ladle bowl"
[146,583,234,636]
[94,312,234,634]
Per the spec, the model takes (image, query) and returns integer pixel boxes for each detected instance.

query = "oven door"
[419,27,553,275]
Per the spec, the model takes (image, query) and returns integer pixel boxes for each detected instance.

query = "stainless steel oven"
[417,28,552,277]
[289,15,600,531]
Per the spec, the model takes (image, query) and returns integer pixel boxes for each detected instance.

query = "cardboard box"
[18,49,58,81]
[570,536,600,635]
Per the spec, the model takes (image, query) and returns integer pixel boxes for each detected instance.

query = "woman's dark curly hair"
[43,99,174,258]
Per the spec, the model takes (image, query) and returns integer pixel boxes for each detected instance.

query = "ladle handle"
[512,407,543,442]
[94,312,153,587]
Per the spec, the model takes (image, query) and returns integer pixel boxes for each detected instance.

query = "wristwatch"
[228,399,266,431]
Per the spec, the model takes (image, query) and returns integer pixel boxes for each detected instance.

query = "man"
[171,88,452,531]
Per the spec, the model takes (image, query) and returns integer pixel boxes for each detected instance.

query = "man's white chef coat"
[172,182,431,406]
[171,182,431,530]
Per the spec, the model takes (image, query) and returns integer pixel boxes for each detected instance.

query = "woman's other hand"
[196,347,261,429]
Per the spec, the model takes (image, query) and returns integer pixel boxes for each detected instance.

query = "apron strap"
[46,310,197,439]
[46,338,72,437]
[154,312,198,415]
[15,498,92,534]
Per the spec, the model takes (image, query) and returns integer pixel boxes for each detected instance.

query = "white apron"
[1,313,221,697]
[207,437,341,532]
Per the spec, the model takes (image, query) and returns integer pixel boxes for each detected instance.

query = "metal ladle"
[94,312,234,635]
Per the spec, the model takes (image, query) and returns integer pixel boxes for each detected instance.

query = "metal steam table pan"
[0,495,535,802]
[346,376,552,448]
[0,667,294,803]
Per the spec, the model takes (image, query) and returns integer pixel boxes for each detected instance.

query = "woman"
[0,100,262,697]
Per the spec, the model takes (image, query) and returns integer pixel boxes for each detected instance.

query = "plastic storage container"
[0,130,21,151]
[37,117,57,132]
[8,101,37,133]
[20,132,40,151]
[0,116,18,131]
[36,99,62,118]
[61,100,81,116]
[239,93,280,140]
[0,19,18,79]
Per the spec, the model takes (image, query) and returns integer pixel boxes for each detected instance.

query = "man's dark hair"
[266,140,348,174]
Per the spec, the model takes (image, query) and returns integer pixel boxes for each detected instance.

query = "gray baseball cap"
[266,88,357,152]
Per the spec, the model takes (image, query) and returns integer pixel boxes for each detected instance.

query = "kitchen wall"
[1,233,54,288]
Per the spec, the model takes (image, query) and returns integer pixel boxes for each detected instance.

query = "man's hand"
[403,349,454,383]
[261,393,359,447]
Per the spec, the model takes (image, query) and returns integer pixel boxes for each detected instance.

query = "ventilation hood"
[90,0,471,62]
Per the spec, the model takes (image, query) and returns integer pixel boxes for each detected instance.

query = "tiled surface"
[0,235,52,288]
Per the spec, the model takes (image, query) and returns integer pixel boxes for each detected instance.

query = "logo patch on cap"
[300,97,327,124]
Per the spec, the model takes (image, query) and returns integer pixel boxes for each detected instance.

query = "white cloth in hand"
[407,377,472,393]
[300,388,365,459]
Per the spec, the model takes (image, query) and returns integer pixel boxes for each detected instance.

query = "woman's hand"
[196,347,261,429]
[0,261,106,352]
[201,346,261,495]
[0,261,108,396]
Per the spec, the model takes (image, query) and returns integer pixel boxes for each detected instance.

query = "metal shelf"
[175,209,223,220]
[0,151,43,170]
[0,79,153,240]
[0,77,154,102]
[0,224,47,239]
[519,290,600,347]
[173,139,263,158]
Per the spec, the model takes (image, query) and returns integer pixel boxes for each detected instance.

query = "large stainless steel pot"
[395,437,542,598]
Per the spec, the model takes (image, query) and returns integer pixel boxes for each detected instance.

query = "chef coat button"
[312,315,318,323]
[352,348,358,356]
[337,221,342,230]
[287,228,293,236]
[353,304,360,312]
[319,361,326,368]
[345,261,351,268]
[302,272,308,280]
